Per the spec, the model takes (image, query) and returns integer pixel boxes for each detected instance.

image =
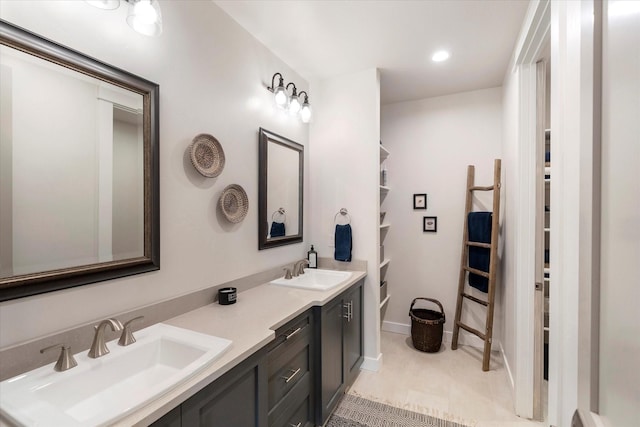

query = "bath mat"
[326,394,474,427]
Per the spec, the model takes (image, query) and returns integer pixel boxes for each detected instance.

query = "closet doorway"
[533,49,551,422]
[512,0,551,420]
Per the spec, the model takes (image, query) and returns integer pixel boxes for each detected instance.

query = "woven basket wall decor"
[189,133,225,178]
[219,184,248,223]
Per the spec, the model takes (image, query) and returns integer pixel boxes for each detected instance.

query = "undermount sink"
[270,268,353,291]
[0,323,232,427]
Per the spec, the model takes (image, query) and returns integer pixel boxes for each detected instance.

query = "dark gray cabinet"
[267,311,314,427]
[149,279,363,427]
[316,279,364,425]
[150,406,181,427]
[344,283,363,385]
[150,347,268,427]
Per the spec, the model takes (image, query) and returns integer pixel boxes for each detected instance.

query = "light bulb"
[134,1,157,25]
[300,103,312,123]
[288,95,301,116]
[127,0,163,36]
[274,86,288,109]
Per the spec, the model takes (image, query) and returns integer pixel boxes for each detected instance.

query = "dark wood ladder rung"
[456,321,486,340]
[463,266,490,278]
[469,185,494,191]
[466,240,491,249]
[462,293,489,306]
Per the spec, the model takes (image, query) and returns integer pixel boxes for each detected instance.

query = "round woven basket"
[219,184,248,223]
[190,133,225,178]
[409,297,446,353]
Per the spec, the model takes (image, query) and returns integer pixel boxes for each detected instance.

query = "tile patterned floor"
[349,331,547,427]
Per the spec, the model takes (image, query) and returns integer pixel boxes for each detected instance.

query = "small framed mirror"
[258,128,303,250]
[0,20,160,301]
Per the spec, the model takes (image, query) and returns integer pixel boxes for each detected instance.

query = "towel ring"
[334,208,351,225]
[272,208,286,222]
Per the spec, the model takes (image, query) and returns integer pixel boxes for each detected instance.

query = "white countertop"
[114,270,366,427]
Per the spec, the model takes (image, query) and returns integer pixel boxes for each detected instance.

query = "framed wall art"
[413,193,427,209]
[423,216,437,232]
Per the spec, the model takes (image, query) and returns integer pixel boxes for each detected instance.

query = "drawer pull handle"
[285,327,302,340]
[343,301,353,321]
[289,423,302,427]
[282,367,301,383]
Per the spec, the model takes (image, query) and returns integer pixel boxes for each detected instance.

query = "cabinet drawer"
[268,372,312,427]
[268,342,310,408]
[281,394,312,427]
[268,314,311,356]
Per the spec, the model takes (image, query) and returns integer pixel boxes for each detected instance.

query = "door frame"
[515,1,605,425]
[512,0,550,419]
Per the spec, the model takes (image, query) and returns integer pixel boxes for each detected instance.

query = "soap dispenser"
[307,245,317,268]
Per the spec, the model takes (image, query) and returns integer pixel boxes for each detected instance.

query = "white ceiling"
[214,0,530,105]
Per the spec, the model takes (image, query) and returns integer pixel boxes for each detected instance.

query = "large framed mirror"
[0,20,160,301]
[258,128,303,250]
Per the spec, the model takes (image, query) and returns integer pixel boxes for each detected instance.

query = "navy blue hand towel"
[270,221,285,237]
[468,212,492,293]
[334,224,352,262]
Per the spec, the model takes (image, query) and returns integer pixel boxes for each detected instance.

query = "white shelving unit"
[380,143,391,317]
[379,294,391,310]
[543,128,551,380]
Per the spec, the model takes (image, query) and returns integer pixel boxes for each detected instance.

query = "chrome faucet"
[118,316,144,346]
[88,318,123,358]
[293,259,309,277]
[40,343,78,372]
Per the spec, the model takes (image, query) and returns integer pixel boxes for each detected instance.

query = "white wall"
[598,1,640,425]
[0,64,13,278]
[0,0,310,348]
[266,142,299,237]
[6,52,99,274]
[380,87,503,348]
[309,68,381,366]
[112,118,144,260]
[500,66,520,392]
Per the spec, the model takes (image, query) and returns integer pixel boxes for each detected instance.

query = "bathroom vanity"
[149,277,363,427]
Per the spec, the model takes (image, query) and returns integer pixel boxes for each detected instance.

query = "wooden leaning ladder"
[451,159,501,371]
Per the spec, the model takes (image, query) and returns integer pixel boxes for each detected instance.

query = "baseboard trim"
[381,320,500,350]
[360,352,383,372]
[380,320,410,335]
[500,341,515,392]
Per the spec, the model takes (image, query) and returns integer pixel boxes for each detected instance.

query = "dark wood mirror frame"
[0,20,160,301]
[258,128,303,250]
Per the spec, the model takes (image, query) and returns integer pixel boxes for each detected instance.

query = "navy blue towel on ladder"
[270,221,285,237]
[468,212,492,293]
[334,224,352,262]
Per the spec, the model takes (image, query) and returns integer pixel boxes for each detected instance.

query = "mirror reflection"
[0,45,144,278]
[267,141,300,238]
[259,128,303,249]
[0,20,159,301]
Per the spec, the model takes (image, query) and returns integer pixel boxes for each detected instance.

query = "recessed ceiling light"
[432,50,450,63]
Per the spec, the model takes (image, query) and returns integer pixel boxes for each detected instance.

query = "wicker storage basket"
[409,298,446,353]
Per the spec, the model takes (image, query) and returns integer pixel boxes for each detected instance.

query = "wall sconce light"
[85,0,163,37]
[267,72,312,123]
[270,73,288,110]
[286,82,301,116]
[299,91,312,123]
